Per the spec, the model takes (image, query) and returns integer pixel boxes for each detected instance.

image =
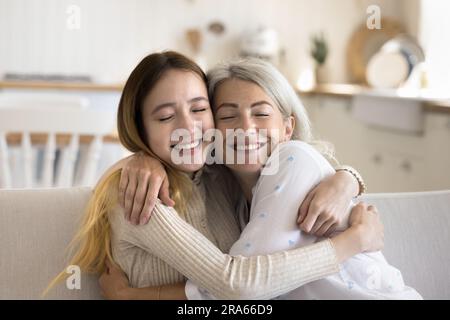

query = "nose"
[177,112,201,140]
[240,114,257,132]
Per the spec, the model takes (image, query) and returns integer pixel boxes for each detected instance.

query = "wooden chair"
[0,93,120,188]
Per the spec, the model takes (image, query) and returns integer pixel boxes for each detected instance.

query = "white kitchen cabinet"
[300,95,450,193]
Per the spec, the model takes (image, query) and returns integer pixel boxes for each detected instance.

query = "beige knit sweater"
[109,165,339,300]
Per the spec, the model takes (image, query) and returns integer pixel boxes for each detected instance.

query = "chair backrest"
[0,93,117,188]
[362,190,450,300]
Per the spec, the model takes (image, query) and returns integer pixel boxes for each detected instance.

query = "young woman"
[46,51,383,300]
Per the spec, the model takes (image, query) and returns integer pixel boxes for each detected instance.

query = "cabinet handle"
[372,153,382,164]
[400,160,412,172]
[345,103,352,113]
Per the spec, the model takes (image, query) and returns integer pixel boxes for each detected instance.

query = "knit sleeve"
[109,202,339,300]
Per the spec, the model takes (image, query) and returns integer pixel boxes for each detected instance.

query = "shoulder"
[264,140,324,168]
[276,140,323,159]
[109,198,181,245]
[261,140,334,178]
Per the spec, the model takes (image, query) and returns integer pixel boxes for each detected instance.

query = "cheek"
[263,118,288,142]
[215,123,232,142]
[146,124,172,154]
[200,112,215,132]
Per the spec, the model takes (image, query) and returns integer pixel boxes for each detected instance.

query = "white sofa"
[0,187,449,300]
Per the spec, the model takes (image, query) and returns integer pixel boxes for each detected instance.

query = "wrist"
[349,224,365,252]
[117,286,134,300]
[335,165,366,197]
[331,226,363,263]
[335,170,359,198]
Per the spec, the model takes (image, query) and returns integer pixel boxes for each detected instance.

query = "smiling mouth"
[171,139,202,151]
[231,141,267,152]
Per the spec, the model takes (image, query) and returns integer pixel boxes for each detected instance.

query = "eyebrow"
[216,100,273,111]
[251,100,273,108]
[215,103,238,111]
[152,96,208,115]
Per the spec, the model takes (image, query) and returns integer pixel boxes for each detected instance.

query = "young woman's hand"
[119,152,174,225]
[98,260,131,300]
[297,170,359,237]
[330,202,384,263]
[99,260,187,300]
[348,202,384,253]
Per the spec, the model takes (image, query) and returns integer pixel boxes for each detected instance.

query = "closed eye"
[192,108,207,113]
[159,115,174,122]
[218,116,236,120]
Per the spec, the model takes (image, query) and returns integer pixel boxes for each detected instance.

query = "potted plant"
[310,32,329,84]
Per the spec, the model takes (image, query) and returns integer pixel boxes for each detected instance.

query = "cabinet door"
[304,96,365,161]
[304,95,449,192]
[423,113,450,190]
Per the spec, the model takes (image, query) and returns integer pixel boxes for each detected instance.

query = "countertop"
[1,81,449,114]
[298,84,450,114]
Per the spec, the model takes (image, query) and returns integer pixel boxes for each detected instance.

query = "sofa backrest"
[362,190,450,300]
[1,188,449,299]
[0,187,102,299]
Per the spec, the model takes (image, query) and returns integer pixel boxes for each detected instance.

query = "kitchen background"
[0,0,449,192]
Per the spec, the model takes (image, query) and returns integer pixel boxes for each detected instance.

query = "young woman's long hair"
[43,51,207,296]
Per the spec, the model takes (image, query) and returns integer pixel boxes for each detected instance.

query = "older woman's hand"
[98,260,131,300]
[120,152,174,225]
[297,170,359,237]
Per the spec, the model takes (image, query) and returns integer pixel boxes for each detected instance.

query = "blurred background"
[0,0,449,192]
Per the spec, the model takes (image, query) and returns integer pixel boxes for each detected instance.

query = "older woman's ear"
[284,116,295,141]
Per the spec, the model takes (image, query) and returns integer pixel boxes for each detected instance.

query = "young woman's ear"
[284,116,295,141]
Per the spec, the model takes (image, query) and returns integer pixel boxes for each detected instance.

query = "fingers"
[311,214,332,235]
[138,177,162,225]
[323,223,338,238]
[317,221,338,238]
[129,175,150,225]
[311,213,336,237]
[298,188,315,224]
[105,259,113,270]
[98,273,106,291]
[118,169,129,209]
[98,271,113,299]
[299,201,322,233]
[367,205,378,214]
[357,201,368,209]
[109,263,124,276]
[123,173,137,222]
[351,201,367,215]
[348,202,364,226]
[159,177,175,207]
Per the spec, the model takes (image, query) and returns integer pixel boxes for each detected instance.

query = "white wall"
[0,0,409,84]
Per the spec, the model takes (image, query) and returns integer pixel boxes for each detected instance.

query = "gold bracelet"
[335,165,367,197]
